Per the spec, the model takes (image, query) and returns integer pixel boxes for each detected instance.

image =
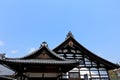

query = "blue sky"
[0,0,120,63]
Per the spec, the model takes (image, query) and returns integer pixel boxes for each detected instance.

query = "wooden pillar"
[20,73,24,80]
[60,67,63,80]
[42,73,44,80]
[20,75,22,80]
[58,67,62,80]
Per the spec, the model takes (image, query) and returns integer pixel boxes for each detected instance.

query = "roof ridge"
[66,31,74,39]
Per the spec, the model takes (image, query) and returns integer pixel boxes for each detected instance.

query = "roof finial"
[41,41,48,47]
[0,53,6,60]
[66,31,74,38]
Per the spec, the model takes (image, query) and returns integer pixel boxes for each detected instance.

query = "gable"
[21,42,64,60]
[22,47,59,60]
[53,37,83,59]
[34,50,52,59]
[53,33,119,69]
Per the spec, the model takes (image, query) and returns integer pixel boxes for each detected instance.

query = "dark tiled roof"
[2,59,79,65]
[53,32,119,69]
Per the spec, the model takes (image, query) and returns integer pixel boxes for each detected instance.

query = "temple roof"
[0,58,79,73]
[0,42,79,72]
[0,32,119,73]
[53,32,119,70]
[20,42,65,60]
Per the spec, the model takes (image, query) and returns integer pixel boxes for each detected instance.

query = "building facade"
[0,32,119,80]
[53,32,119,80]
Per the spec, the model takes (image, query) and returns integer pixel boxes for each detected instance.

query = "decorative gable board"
[35,50,52,59]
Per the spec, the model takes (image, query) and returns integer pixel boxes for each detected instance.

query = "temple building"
[0,32,119,80]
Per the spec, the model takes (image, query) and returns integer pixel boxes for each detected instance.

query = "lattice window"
[80,68,90,79]
[90,68,99,79]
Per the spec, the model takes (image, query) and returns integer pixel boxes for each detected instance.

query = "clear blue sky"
[0,0,120,63]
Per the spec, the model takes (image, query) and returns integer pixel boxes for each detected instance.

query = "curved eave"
[74,38,119,69]
[53,35,119,70]
[0,59,79,73]
[0,59,79,65]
